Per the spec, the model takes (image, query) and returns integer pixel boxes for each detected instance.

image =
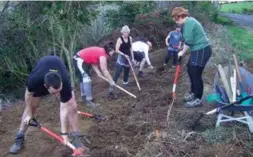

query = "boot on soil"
[184,98,202,108]
[123,82,129,89]
[9,131,25,154]
[69,131,90,156]
[87,101,100,110]
[107,92,117,100]
[138,71,145,78]
[108,85,117,100]
[183,92,195,102]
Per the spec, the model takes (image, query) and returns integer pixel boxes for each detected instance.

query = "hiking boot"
[138,71,145,78]
[108,85,114,93]
[108,92,117,100]
[123,82,129,88]
[69,131,90,153]
[87,101,100,109]
[9,132,25,154]
[81,96,86,102]
[185,98,202,108]
[183,92,195,102]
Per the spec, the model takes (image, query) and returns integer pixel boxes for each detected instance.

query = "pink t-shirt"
[78,47,107,64]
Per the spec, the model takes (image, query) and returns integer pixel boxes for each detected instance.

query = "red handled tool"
[172,58,182,98]
[167,57,182,122]
[28,118,85,156]
[77,111,105,121]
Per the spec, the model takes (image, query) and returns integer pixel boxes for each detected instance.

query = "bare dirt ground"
[1,48,253,157]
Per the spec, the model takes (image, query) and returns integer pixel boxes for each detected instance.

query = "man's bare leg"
[19,97,40,132]
[67,92,88,151]
[68,92,79,132]
[9,97,40,154]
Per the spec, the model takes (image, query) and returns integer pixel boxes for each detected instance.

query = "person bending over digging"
[164,25,183,67]
[9,55,86,154]
[109,25,134,95]
[172,7,212,107]
[132,39,153,78]
[73,42,116,107]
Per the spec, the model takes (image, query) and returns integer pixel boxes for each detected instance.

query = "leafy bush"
[132,9,174,48]
[242,8,253,14]
[215,16,234,25]
[105,1,157,29]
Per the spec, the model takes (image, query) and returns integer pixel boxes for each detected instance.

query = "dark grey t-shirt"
[26,55,72,103]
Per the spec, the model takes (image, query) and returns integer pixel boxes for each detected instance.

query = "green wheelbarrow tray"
[206,93,253,111]
[206,93,222,104]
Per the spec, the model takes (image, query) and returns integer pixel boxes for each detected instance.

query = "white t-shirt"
[132,41,151,65]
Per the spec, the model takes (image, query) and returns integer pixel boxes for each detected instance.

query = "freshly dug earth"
[0,49,253,157]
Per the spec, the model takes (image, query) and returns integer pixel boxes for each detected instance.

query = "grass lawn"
[227,25,253,60]
[221,2,253,13]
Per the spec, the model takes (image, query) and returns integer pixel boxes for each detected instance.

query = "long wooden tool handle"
[126,58,141,91]
[233,54,242,82]
[98,75,137,98]
[218,64,233,102]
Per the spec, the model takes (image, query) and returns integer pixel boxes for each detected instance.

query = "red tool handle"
[28,118,84,156]
[172,64,181,98]
[41,126,65,144]
[77,111,93,117]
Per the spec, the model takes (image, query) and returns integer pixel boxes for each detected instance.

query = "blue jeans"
[164,50,178,65]
[113,63,130,84]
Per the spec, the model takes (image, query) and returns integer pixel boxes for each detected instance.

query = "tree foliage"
[0,1,99,94]
[105,1,157,29]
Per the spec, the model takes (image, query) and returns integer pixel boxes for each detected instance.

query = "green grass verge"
[221,2,253,14]
[226,25,253,60]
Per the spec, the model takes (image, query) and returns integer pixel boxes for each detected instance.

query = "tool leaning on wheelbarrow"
[28,118,86,157]
[191,94,253,130]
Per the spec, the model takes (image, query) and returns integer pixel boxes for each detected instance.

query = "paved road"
[222,13,253,28]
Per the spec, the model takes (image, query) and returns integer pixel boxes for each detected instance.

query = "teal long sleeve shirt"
[183,17,210,51]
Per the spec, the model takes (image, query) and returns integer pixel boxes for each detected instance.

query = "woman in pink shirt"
[73,42,115,108]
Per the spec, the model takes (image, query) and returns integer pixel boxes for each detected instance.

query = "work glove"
[178,51,185,59]
[148,65,154,69]
[110,81,116,86]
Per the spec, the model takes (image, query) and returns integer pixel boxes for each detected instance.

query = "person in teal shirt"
[172,7,212,108]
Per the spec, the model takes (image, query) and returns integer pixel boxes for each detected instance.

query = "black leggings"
[187,65,204,99]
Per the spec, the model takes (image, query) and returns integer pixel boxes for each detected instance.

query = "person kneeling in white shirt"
[132,40,153,78]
